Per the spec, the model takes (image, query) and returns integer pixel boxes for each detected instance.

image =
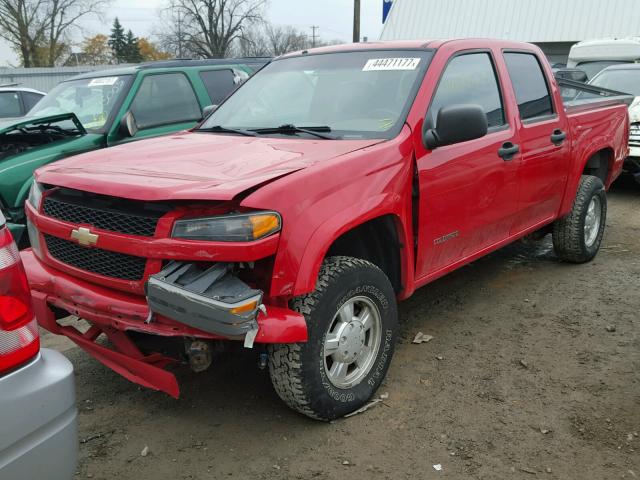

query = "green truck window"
[130,73,202,129]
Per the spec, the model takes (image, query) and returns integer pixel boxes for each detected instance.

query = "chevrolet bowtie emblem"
[70,227,98,246]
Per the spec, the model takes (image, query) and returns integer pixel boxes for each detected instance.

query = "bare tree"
[236,24,309,57]
[265,25,307,56]
[160,0,266,59]
[0,0,107,67]
[236,27,270,57]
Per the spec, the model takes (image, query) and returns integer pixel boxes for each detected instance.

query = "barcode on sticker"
[363,58,420,71]
[88,77,118,86]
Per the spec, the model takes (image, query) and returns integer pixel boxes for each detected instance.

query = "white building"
[380,0,640,64]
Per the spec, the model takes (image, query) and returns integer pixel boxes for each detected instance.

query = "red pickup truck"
[22,39,630,420]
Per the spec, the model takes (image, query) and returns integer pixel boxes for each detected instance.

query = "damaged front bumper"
[146,262,264,346]
[21,249,308,398]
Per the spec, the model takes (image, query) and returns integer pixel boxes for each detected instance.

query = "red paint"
[26,39,628,394]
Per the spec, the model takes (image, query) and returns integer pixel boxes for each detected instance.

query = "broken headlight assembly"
[146,262,263,343]
[172,212,281,242]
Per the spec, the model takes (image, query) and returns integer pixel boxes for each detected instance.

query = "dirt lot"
[43,178,639,480]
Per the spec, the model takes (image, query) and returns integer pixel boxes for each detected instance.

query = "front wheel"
[268,256,398,420]
[552,174,607,263]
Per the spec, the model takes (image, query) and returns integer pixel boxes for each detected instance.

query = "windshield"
[576,61,630,80]
[589,69,640,96]
[28,75,131,132]
[200,50,433,139]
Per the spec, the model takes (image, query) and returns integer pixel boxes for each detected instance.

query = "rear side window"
[428,52,505,128]
[130,73,201,129]
[22,92,43,111]
[504,53,554,120]
[0,92,22,117]
[199,69,237,105]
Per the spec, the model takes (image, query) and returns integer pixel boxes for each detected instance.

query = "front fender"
[14,175,33,210]
[292,195,409,297]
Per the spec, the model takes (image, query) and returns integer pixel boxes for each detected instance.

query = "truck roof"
[66,57,272,81]
[280,38,540,58]
[596,63,640,71]
[0,85,45,95]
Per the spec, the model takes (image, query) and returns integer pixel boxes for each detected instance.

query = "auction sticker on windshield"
[363,58,421,71]
[88,77,119,87]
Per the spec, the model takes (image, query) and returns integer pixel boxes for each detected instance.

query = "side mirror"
[202,104,218,119]
[423,104,488,150]
[119,111,138,138]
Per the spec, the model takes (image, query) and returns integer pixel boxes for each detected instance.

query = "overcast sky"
[0,0,386,66]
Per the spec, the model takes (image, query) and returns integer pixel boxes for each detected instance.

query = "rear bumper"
[0,349,78,480]
[22,249,307,398]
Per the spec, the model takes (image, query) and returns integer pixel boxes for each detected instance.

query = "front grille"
[630,123,640,147]
[43,191,168,237]
[45,234,147,281]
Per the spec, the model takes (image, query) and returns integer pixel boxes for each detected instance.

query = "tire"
[552,174,607,263]
[268,256,398,420]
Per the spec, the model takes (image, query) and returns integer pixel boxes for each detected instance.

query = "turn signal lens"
[229,299,259,315]
[172,212,281,242]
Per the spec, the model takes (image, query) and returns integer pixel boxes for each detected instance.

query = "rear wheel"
[552,175,607,263]
[268,256,398,420]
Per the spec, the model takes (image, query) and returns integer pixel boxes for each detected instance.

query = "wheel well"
[583,149,612,183]
[326,215,402,293]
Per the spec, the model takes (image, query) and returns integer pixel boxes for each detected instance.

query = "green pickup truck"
[0,58,269,244]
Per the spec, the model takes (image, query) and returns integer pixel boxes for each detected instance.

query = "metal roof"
[381,0,640,43]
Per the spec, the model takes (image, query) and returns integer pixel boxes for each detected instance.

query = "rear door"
[415,51,521,277]
[503,52,571,233]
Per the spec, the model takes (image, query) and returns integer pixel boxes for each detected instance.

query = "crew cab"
[21,40,630,420]
[0,58,269,245]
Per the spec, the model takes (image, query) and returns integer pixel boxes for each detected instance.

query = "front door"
[109,72,203,145]
[415,51,521,279]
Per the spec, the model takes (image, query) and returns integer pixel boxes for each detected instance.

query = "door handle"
[498,142,519,161]
[550,129,567,146]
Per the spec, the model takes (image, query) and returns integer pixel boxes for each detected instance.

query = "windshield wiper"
[197,125,258,137]
[251,124,337,140]
[18,124,81,136]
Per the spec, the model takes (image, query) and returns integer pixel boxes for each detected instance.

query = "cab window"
[199,69,237,105]
[22,92,43,112]
[130,73,201,129]
[504,53,554,120]
[0,92,23,117]
[428,52,505,128]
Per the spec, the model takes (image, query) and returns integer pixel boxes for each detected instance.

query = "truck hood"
[0,112,86,135]
[36,132,383,201]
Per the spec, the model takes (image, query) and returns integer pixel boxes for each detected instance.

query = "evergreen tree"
[124,29,142,63]
[108,17,127,63]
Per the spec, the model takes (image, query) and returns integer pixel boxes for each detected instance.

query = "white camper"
[568,38,640,79]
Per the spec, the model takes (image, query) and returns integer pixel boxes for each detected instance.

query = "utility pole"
[353,0,361,43]
[310,25,319,48]
[176,9,184,58]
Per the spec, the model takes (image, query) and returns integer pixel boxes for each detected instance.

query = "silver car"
[0,211,77,480]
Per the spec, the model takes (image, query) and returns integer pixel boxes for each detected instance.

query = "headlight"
[27,181,44,210]
[172,212,281,242]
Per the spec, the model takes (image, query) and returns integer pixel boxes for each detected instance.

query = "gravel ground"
[43,178,640,480]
